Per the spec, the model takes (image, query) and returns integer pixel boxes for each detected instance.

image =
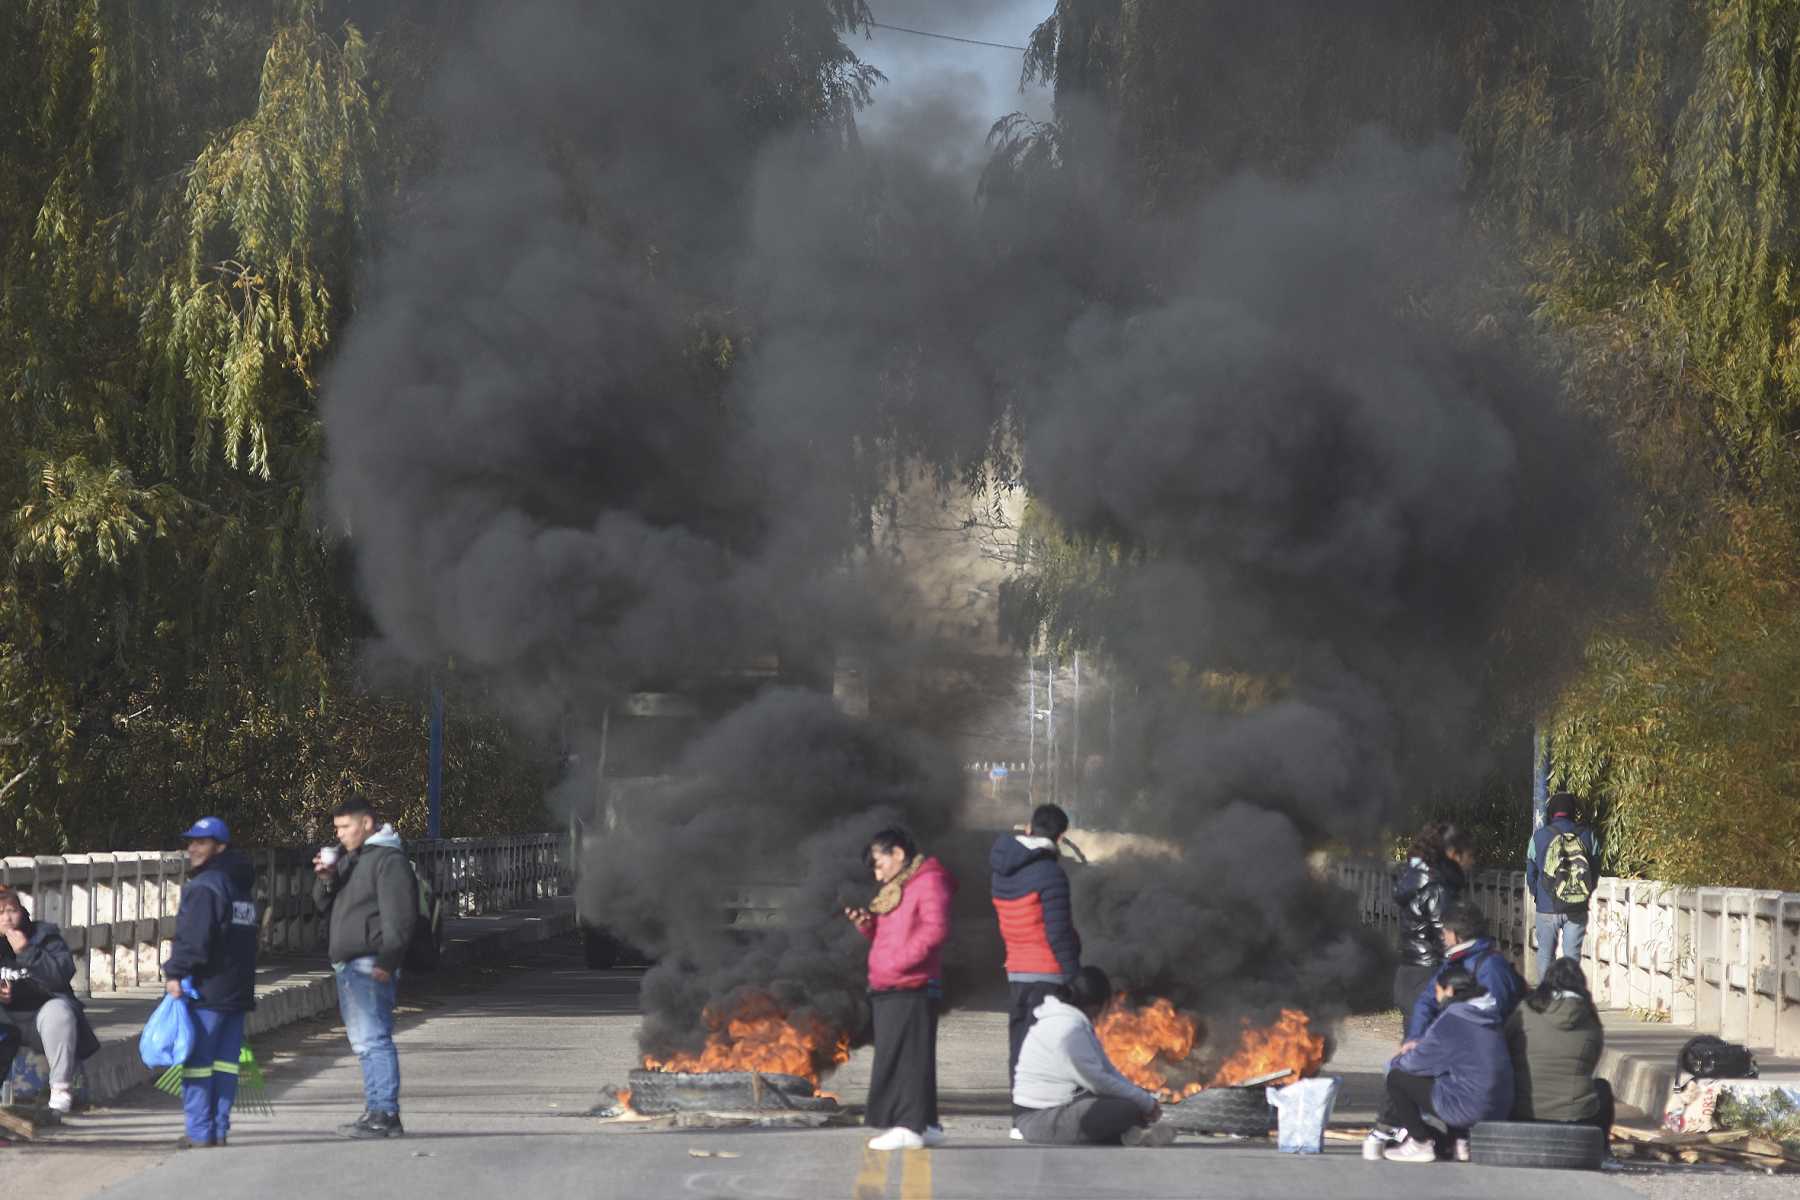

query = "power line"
[868,21,1029,52]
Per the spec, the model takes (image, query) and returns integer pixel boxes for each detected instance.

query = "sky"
[856,0,1054,153]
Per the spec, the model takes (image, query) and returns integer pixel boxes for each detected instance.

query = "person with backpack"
[161,816,258,1148]
[990,804,1082,1122]
[1377,964,1514,1164]
[313,797,417,1139]
[1505,958,1613,1135]
[1392,822,1473,1016]
[1405,900,1526,1042]
[1526,793,1598,980]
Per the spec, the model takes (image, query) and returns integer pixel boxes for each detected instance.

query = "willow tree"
[1463,0,1800,888]
[0,1,553,847]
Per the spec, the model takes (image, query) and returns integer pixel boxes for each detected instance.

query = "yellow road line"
[900,1148,933,1200]
[853,1147,891,1200]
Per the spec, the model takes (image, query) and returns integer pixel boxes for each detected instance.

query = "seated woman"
[0,886,100,1114]
[1012,966,1173,1147]
[1380,964,1513,1164]
[1506,958,1613,1134]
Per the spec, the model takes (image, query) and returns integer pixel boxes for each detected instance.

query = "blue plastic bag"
[139,991,195,1069]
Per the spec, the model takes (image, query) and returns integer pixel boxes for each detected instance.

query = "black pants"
[1380,1069,1465,1149]
[866,989,938,1134]
[1393,963,1437,1019]
[1007,980,1061,1091]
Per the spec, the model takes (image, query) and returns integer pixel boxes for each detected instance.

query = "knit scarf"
[868,855,924,915]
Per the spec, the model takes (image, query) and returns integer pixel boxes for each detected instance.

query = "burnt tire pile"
[626,1069,838,1114]
[1469,1121,1606,1171]
[1161,1087,1274,1137]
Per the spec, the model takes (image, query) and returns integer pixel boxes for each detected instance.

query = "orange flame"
[1096,997,1326,1099]
[1095,996,1204,1100]
[641,993,850,1086]
[1207,1008,1326,1086]
[616,1088,632,1109]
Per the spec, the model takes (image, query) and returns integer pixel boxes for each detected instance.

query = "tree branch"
[0,755,42,804]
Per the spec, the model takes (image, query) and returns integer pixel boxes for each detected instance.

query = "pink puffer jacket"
[862,856,955,991]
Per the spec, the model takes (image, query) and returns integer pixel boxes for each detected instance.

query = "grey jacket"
[312,826,418,973]
[1505,992,1605,1122]
[1013,995,1157,1114]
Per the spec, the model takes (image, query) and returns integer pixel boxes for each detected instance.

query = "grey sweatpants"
[1016,1093,1146,1145]
[2,997,81,1088]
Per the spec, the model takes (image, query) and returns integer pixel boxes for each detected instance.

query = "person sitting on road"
[0,885,101,1114]
[1379,965,1514,1164]
[1012,966,1174,1147]
[1506,958,1613,1134]
[1393,822,1472,1016]
[1405,900,1525,1042]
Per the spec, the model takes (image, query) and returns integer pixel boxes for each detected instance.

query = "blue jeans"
[182,1008,246,1144]
[335,957,400,1114]
[1535,911,1587,979]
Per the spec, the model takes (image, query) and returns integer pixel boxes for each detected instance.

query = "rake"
[153,1043,273,1117]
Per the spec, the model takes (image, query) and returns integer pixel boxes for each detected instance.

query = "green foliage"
[1553,502,1800,889]
[0,1,898,851]
[1715,1087,1800,1153]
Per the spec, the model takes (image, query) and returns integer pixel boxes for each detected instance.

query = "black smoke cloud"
[323,2,1627,1052]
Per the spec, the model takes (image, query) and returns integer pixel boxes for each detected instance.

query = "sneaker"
[47,1087,73,1115]
[1384,1137,1440,1165]
[340,1110,405,1139]
[1453,1138,1470,1163]
[1121,1122,1177,1148]
[174,1135,212,1150]
[866,1127,926,1151]
[1008,1127,1025,1142]
[922,1125,947,1147]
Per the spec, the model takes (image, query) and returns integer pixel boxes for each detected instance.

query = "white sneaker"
[867,1127,926,1151]
[47,1087,73,1115]
[922,1125,947,1147]
[1008,1127,1025,1142]
[1384,1137,1440,1164]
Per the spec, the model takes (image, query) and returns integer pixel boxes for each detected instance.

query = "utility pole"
[427,686,445,839]
[1531,723,1550,833]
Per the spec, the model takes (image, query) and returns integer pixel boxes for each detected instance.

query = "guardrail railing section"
[1328,859,1800,1057]
[2,832,566,997]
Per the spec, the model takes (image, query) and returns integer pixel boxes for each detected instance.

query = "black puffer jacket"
[1394,855,1465,967]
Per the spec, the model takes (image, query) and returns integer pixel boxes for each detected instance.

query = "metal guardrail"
[0,833,569,996]
[1329,859,1800,1057]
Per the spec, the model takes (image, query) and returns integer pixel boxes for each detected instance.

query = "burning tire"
[1468,1121,1605,1171]
[626,1069,836,1114]
[1162,1087,1273,1137]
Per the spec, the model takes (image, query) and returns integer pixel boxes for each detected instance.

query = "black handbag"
[1675,1035,1758,1088]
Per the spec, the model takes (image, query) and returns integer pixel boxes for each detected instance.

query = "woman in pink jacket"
[844,826,955,1151]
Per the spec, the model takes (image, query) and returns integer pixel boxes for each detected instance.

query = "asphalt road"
[11,937,1791,1200]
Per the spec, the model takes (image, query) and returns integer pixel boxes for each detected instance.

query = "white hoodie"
[1012,994,1157,1114]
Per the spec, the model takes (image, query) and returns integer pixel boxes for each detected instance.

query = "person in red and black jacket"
[990,804,1081,1121]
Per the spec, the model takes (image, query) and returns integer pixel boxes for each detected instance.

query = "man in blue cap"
[162,816,258,1149]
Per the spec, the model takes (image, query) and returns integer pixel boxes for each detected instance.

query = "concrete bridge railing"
[0,832,569,995]
[1329,859,1800,1058]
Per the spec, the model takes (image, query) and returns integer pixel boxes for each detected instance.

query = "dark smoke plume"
[323,2,1629,1055]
